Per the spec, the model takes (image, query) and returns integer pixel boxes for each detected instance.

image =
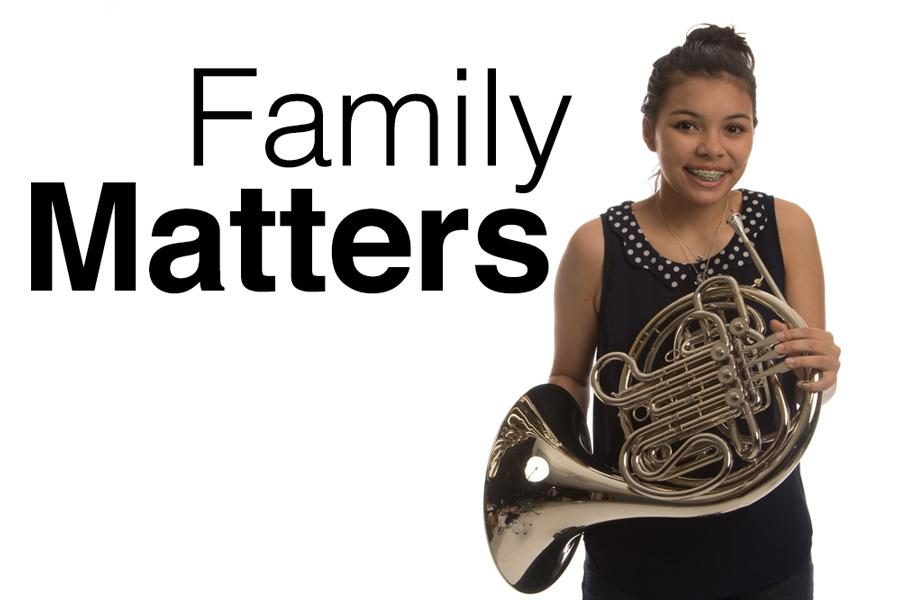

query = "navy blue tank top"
[584,190,813,600]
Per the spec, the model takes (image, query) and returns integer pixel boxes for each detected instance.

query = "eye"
[725,124,747,135]
[674,121,698,131]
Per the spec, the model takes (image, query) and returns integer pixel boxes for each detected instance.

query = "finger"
[769,319,789,333]
[797,372,836,392]
[776,327,833,343]
[775,339,836,356]
[784,355,840,371]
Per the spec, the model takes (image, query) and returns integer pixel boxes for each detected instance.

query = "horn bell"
[484,357,819,592]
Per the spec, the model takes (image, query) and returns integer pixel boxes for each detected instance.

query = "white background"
[1,1,895,598]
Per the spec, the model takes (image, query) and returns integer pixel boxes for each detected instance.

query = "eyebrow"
[670,109,752,121]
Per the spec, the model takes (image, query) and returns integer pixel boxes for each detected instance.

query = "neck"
[655,183,737,232]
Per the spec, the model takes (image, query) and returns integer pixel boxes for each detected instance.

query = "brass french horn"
[483,213,821,593]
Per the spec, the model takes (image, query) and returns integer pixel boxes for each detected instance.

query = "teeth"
[687,168,726,182]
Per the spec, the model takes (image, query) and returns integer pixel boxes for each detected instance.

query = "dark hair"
[642,24,758,127]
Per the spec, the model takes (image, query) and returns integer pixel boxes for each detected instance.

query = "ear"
[642,117,657,152]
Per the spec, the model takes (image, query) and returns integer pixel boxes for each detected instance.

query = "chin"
[672,179,734,206]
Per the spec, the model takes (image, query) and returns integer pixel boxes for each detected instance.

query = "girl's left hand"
[769,319,841,392]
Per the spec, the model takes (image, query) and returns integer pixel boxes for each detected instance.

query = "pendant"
[696,263,708,285]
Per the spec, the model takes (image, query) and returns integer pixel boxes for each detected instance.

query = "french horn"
[483,212,821,593]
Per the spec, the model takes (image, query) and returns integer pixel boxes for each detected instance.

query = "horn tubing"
[727,212,787,304]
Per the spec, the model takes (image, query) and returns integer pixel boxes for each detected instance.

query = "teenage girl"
[549,25,841,600]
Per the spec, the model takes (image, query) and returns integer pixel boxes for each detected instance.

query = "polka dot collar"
[605,189,772,289]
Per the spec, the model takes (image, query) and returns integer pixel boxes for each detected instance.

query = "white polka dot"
[752,199,759,205]
[673,266,680,272]
[664,273,671,279]
[743,251,749,257]
[738,260,744,266]
[760,225,765,230]
[651,257,657,263]
[665,260,672,265]
[707,268,714,275]
[613,222,620,227]
[750,220,756,225]
[636,241,642,247]
[635,257,642,263]
[714,257,721,264]
[629,234,635,240]
[756,212,762,218]
[637,229,644,234]
[723,264,729,270]
[733,246,740,252]
[643,265,649,270]
[680,273,687,280]
[658,265,664,271]
[643,250,650,256]
[757,192,764,197]
[729,254,735,259]
[621,228,628,234]
[627,249,634,255]
[671,282,678,288]
[630,220,637,227]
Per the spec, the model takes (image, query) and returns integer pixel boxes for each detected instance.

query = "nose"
[697,131,725,159]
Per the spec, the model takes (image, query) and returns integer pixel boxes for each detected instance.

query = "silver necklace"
[655,193,731,285]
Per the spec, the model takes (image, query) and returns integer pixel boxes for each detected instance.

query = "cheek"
[732,133,753,154]
[731,140,753,167]
[656,136,691,169]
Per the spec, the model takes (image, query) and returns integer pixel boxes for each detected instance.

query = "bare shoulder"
[567,217,605,262]
[773,197,817,239]
[558,218,605,284]
[556,217,605,312]
[773,197,821,264]
[772,197,826,327]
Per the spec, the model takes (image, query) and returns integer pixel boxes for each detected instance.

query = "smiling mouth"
[685,168,728,182]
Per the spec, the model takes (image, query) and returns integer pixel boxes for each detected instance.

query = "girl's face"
[644,75,755,206]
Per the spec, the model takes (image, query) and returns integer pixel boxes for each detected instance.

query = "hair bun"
[685,24,754,70]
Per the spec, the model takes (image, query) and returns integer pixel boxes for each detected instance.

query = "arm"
[772,198,841,400]
[548,219,605,416]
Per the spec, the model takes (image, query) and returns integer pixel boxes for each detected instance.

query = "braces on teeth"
[687,168,726,182]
